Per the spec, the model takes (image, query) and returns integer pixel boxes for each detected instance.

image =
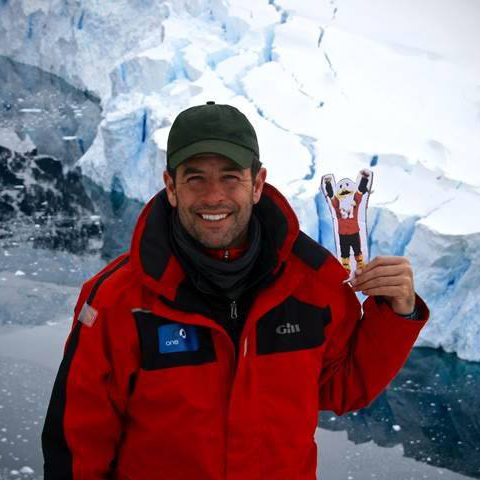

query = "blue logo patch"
[158,323,200,353]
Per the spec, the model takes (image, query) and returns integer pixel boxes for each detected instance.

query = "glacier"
[0,55,102,165]
[1,0,480,360]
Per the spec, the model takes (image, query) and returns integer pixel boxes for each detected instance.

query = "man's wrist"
[377,295,421,320]
[395,304,419,320]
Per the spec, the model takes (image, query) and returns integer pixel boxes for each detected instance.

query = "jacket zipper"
[230,300,238,320]
[229,300,248,359]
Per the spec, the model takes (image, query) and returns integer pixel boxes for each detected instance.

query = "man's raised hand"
[350,256,416,315]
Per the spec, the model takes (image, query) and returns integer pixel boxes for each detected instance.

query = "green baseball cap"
[167,101,259,170]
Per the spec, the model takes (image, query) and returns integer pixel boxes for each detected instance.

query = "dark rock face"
[0,145,102,254]
[319,347,480,479]
[0,144,145,261]
[0,54,146,263]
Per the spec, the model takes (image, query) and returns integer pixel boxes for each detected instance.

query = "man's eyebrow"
[182,166,204,176]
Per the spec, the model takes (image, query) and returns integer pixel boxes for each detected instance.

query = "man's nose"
[201,177,227,203]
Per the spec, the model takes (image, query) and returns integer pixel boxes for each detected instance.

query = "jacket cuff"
[371,293,430,324]
[397,305,419,320]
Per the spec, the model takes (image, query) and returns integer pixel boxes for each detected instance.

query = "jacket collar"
[129,183,300,299]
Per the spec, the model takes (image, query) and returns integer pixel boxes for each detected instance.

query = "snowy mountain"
[1,0,480,360]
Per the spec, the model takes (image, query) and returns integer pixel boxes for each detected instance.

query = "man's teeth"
[201,213,228,221]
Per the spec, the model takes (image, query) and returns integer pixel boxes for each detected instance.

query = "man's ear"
[163,170,177,207]
[252,167,267,204]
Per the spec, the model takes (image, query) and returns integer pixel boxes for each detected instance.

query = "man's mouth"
[198,213,230,222]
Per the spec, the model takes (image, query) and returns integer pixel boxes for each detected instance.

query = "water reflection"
[319,347,480,479]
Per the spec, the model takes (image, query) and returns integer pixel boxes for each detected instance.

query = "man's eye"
[186,175,203,182]
[223,175,240,181]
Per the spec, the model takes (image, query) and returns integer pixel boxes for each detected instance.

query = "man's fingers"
[354,264,403,280]
[360,286,408,297]
[352,274,410,291]
[351,256,416,308]
[359,256,410,275]
[354,264,412,286]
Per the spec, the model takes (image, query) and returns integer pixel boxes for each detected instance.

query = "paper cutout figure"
[321,169,373,279]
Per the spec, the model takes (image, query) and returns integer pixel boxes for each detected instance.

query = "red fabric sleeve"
[43,290,138,479]
[318,284,429,415]
[66,307,132,477]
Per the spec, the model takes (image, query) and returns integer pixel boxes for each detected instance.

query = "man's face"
[164,154,267,249]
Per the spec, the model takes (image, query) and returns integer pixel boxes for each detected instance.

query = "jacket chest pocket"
[133,310,216,370]
[256,296,331,355]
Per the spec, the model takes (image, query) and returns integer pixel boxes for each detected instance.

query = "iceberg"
[0,55,102,165]
[1,0,479,360]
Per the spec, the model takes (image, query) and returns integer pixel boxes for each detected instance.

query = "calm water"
[0,327,479,479]
[318,347,480,479]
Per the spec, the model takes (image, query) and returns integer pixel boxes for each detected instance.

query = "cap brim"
[168,139,255,169]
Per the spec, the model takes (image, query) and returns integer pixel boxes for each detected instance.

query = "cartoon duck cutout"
[321,169,373,277]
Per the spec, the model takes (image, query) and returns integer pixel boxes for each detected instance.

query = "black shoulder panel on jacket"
[292,231,329,270]
[42,320,82,479]
[140,191,172,281]
[253,194,288,253]
[86,255,130,305]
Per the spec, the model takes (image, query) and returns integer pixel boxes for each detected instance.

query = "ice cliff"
[1,0,480,360]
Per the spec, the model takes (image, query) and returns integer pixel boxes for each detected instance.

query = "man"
[42,101,429,479]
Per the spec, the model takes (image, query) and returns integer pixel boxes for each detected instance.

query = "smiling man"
[42,101,430,480]
[165,153,265,249]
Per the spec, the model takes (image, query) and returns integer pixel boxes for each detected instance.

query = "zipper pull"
[223,249,230,260]
[230,300,238,320]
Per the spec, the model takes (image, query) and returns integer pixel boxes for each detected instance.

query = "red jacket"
[42,183,429,480]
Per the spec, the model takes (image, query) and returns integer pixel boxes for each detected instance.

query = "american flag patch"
[78,302,99,327]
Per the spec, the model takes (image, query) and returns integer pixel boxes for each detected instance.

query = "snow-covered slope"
[1,0,480,360]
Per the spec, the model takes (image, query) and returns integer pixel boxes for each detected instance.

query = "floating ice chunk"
[392,425,401,431]
[14,270,26,276]
[20,466,35,474]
